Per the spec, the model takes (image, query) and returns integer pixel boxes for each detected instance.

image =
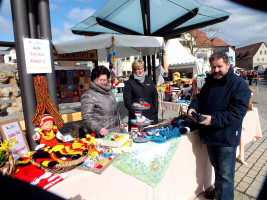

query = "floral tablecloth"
[112,137,181,186]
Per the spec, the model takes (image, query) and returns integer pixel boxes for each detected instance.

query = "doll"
[32,114,63,149]
[170,72,183,88]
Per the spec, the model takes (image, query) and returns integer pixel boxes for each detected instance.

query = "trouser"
[207,145,237,200]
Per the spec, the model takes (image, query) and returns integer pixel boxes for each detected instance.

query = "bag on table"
[164,85,173,101]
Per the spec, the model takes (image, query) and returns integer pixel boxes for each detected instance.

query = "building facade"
[236,42,267,70]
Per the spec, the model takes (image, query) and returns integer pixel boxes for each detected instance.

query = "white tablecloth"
[49,108,262,200]
[50,131,213,200]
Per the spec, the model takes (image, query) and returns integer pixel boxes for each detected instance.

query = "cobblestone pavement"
[60,75,267,200]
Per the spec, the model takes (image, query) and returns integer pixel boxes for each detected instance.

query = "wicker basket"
[30,154,87,174]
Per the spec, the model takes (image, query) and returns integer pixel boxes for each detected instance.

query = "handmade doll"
[170,72,183,88]
[32,114,63,149]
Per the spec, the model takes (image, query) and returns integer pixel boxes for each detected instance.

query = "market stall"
[49,131,213,200]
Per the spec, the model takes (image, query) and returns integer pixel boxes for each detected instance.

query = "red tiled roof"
[191,29,213,46]
[235,42,264,59]
[211,37,229,46]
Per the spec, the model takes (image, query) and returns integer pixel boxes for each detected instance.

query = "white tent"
[54,34,164,61]
[165,38,199,77]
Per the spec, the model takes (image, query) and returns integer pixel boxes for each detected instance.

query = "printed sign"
[23,38,52,74]
[0,119,30,160]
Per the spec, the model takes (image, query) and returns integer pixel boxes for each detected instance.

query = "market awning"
[54,34,164,61]
[71,0,230,39]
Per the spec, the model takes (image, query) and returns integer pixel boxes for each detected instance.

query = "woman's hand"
[100,128,109,136]
[120,123,124,129]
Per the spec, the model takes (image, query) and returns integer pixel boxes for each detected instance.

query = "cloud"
[49,3,59,11]
[0,16,12,34]
[52,22,84,43]
[67,7,95,23]
[199,0,267,47]
[0,0,11,16]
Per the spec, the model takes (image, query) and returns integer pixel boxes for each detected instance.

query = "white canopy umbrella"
[54,34,164,61]
[165,38,199,76]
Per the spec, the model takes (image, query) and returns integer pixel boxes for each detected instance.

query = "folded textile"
[13,156,64,190]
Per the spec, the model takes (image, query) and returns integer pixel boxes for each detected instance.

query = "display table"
[237,107,262,163]
[49,108,261,199]
[49,131,214,200]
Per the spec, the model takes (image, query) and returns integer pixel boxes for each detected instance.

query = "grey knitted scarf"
[133,72,147,83]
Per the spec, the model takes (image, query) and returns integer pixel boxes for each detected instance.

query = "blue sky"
[0,0,267,48]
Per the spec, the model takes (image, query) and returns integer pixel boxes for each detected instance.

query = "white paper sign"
[1,122,29,160]
[23,38,52,74]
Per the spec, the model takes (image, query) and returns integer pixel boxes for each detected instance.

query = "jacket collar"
[206,67,234,86]
[89,80,112,95]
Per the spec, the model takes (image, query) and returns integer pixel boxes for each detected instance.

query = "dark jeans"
[207,145,237,200]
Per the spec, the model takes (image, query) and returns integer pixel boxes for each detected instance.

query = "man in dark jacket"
[188,52,251,200]
[123,59,158,131]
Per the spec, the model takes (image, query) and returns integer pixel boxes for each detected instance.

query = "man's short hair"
[209,51,229,64]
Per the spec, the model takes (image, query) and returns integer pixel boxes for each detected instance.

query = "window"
[257,58,260,61]
[122,71,126,76]
[127,71,131,76]
[265,51,267,54]
[8,56,12,62]
[262,58,264,62]
[260,51,262,54]
[134,56,139,60]
[228,56,233,62]
[126,57,130,61]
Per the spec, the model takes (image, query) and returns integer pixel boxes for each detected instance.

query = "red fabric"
[39,134,59,147]
[13,163,63,190]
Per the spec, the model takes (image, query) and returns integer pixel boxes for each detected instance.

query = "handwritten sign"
[0,119,30,160]
[23,38,52,74]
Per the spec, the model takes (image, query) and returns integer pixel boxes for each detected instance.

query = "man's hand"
[188,108,197,120]
[199,115,212,126]
[100,128,109,136]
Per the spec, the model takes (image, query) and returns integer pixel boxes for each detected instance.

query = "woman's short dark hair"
[209,51,229,64]
[91,65,110,81]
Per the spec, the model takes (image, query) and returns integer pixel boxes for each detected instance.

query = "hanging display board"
[23,38,52,74]
[0,119,30,160]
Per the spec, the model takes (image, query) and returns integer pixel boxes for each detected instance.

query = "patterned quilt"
[56,70,91,104]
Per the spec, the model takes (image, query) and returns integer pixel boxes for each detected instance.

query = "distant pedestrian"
[248,70,253,85]
[188,52,251,200]
[254,71,259,85]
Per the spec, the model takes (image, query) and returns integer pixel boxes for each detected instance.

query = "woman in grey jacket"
[81,66,124,138]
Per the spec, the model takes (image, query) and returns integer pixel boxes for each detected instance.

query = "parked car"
[257,68,265,75]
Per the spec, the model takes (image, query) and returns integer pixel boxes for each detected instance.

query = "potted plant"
[0,137,16,175]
